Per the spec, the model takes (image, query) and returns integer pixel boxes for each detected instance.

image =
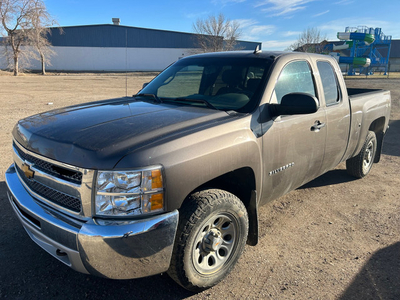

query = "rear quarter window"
[317,61,340,106]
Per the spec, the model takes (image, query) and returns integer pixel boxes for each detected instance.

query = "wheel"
[168,189,248,292]
[346,131,377,178]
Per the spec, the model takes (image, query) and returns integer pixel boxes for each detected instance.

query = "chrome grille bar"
[13,141,83,184]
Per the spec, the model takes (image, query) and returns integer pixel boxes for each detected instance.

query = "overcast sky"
[46,0,400,50]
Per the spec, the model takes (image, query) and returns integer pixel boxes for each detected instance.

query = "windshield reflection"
[140,56,272,113]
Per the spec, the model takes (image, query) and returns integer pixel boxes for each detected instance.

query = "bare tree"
[1,0,34,75]
[193,13,241,53]
[29,0,58,75]
[286,27,327,53]
[0,0,55,75]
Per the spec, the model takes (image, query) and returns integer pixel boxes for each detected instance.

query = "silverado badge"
[269,162,295,176]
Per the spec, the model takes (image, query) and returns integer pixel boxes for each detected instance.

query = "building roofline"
[49,24,260,44]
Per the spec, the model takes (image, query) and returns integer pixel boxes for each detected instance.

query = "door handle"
[311,120,326,132]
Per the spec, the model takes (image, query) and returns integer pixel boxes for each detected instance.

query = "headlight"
[95,166,164,216]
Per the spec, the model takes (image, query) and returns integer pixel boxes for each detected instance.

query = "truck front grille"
[13,142,82,184]
[15,165,81,212]
[12,141,91,216]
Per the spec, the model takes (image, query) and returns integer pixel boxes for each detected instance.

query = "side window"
[317,61,339,106]
[273,61,316,104]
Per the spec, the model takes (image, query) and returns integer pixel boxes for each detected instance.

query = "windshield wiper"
[134,93,162,103]
[173,98,218,110]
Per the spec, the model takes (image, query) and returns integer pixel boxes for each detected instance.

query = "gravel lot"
[0,72,399,299]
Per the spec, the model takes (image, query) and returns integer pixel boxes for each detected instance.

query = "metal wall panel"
[47,25,260,50]
[389,40,400,58]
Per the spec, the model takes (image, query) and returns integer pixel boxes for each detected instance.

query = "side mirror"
[270,92,318,116]
[142,82,149,89]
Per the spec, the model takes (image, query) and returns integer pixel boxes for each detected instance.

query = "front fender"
[115,115,262,211]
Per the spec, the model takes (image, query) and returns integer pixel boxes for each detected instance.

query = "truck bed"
[347,88,384,97]
[345,88,391,161]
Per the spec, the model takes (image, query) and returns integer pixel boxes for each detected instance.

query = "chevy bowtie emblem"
[21,163,35,179]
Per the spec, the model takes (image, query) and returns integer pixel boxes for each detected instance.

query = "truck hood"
[13,98,232,169]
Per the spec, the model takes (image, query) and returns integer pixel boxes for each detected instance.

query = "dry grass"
[343,71,400,79]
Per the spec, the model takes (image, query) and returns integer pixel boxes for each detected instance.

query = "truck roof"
[182,50,329,62]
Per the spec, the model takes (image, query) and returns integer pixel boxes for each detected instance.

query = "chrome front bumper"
[6,164,179,279]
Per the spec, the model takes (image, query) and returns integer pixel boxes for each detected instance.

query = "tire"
[168,189,249,292]
[346,131,377,178]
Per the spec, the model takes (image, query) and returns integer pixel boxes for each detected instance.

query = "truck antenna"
[125,28,128,97]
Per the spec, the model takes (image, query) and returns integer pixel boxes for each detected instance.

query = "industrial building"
[388,40,400,71]
[0,20,261,72]
[2,21,399,73]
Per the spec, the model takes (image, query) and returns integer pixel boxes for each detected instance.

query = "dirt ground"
[0,72,399,300]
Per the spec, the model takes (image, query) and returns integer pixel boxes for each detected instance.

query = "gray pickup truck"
[6,50,391,291]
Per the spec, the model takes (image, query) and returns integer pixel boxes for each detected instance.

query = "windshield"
[139,56,273,113]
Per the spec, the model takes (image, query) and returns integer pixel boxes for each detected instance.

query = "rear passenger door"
[316,60,350,173]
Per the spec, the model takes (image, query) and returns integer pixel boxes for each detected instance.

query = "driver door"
[260,60,327,203]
